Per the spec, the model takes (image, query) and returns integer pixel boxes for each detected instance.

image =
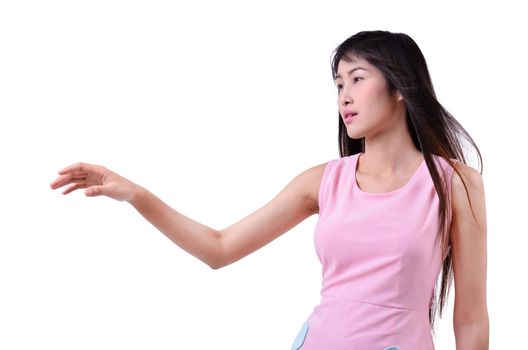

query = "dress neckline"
[353,152,426,196]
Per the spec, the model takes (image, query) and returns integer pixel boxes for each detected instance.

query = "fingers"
[61,182,88,195]
[50,172,88,189]
[54,179,104,196]
[57,162,93,175]
[85,185,105,197]
[51,161,95,189]
[51,162,110,197]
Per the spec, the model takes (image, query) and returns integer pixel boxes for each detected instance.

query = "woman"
[50,30,488,349]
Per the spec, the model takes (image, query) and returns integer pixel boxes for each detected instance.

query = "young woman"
[50,30,488,349]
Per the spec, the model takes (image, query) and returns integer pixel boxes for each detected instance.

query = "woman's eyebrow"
[335,66,369,80]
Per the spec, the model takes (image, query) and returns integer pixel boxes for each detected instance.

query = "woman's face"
[335,55,404,139]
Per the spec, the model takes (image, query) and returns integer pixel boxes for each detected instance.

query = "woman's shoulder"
[301,155,346,214]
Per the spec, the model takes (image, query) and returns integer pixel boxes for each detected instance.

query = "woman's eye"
[336,77,362,90]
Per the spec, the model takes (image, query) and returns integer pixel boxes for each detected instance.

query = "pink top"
[292,152,456,350]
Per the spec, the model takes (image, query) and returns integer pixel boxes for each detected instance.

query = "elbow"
[209,260,223,270]
[208,230,225,270]
[454,313,489,349]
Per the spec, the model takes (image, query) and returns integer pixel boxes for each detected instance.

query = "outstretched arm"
[51,161,327,270]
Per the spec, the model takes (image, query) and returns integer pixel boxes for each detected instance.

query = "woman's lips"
[344,113,357,124]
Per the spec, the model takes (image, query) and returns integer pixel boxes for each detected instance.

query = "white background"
[1,0,525,348]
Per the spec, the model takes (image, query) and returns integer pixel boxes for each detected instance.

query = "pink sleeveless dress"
[291,152,456,350]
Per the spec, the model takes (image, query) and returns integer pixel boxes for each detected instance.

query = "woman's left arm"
[450,162,489,349]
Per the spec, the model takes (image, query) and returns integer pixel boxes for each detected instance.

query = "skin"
[450,159,489,348]
[50,55,488,349]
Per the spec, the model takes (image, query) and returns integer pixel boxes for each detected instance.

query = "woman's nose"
[339,92,353,108]
[339,87,353,106]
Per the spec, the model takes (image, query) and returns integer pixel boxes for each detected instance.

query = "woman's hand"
[50,162,140,202]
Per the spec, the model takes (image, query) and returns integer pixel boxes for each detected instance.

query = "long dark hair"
[330,30,483,335]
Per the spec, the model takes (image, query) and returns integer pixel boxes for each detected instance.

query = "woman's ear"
[395,90,403,102]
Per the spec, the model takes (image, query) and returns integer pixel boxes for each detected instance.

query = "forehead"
[335,56,373,80]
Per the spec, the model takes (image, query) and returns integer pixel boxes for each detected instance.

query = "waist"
[307,294,432,340]
[299,294,435,349]
[319,293,430,312]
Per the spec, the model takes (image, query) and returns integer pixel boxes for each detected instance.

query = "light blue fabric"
[290,321,309,350]
[383,347,401,350]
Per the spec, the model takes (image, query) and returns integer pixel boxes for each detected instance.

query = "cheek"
[368,82,390,102]
[365,85,395,116]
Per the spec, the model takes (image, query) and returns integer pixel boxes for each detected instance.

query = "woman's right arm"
[51,161,327,270]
